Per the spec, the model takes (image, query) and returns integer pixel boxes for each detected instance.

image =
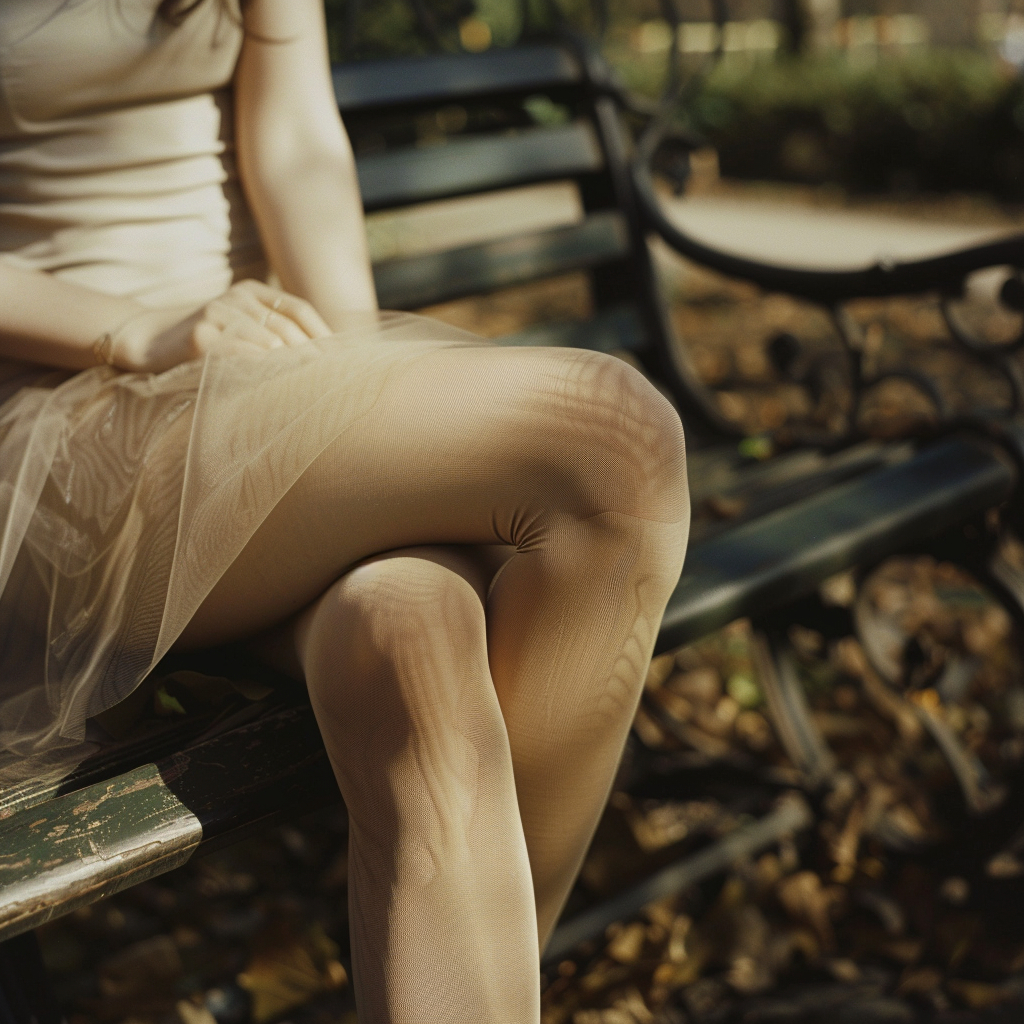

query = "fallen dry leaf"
[237,920,347,1024]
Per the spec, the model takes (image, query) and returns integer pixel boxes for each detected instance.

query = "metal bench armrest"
[632,158,1024,306]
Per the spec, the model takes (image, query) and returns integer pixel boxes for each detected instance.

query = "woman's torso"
[0,0,265,312]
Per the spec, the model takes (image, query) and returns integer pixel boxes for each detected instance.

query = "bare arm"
[0,0,351,375]
[0,262,333,373]
[0,263,148,371]
[234,0,378,327]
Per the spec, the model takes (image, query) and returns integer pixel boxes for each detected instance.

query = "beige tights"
[176,343,689,1022]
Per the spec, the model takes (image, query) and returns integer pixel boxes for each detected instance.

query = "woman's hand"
[111,280,333,373]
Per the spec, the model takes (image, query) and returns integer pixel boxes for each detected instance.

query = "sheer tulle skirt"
[0,312,486,778]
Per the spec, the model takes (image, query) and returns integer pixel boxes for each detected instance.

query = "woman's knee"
[300,557,506,772]
[305,556,486,705]
[302,556,508,844]
[518,349,689,526]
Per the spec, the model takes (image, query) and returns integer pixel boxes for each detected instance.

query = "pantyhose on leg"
[175,344,689,1022]
[296,552,540,1021]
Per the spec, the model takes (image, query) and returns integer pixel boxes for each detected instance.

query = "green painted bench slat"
[2,433,1012,945]
[0,704,339,942]
[373,211,629,309]
[356,122,603,211]
[0,764,201,939]
[333,44,581,112]
[497,304,645,352]
[659,432,1015,652]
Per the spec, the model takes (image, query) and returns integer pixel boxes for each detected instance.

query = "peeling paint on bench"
[0,763,201,941]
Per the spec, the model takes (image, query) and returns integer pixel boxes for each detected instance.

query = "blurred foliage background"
[323,0,1024,200]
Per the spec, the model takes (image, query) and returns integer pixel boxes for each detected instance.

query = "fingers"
[235,280,333,341]
[192,320,270,360]
[279,295,333,340]
[204,297,287,349]
[191,281,335,359]
[227,289,311,347]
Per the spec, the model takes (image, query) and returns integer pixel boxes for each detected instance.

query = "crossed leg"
[174,343,689,1023]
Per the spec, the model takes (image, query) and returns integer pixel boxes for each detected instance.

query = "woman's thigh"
[172,340,678,652]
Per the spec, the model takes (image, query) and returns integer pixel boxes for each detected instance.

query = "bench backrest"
[334,41,732,444]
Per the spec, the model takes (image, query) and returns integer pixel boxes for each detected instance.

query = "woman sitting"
[0,1,690,1020]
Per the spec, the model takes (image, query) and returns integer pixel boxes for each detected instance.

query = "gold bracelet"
[92,331,115,366]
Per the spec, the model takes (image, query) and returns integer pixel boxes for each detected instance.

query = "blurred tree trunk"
[781,0,841,52]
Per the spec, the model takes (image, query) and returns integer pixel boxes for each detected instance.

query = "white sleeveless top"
[0,0,266,309]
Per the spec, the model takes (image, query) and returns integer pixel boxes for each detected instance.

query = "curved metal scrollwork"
[941,287,1024,416]
[830,307,949,437]
[626,1,1024,445]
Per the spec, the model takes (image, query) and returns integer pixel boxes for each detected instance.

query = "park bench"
[4,32,1024,1020]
